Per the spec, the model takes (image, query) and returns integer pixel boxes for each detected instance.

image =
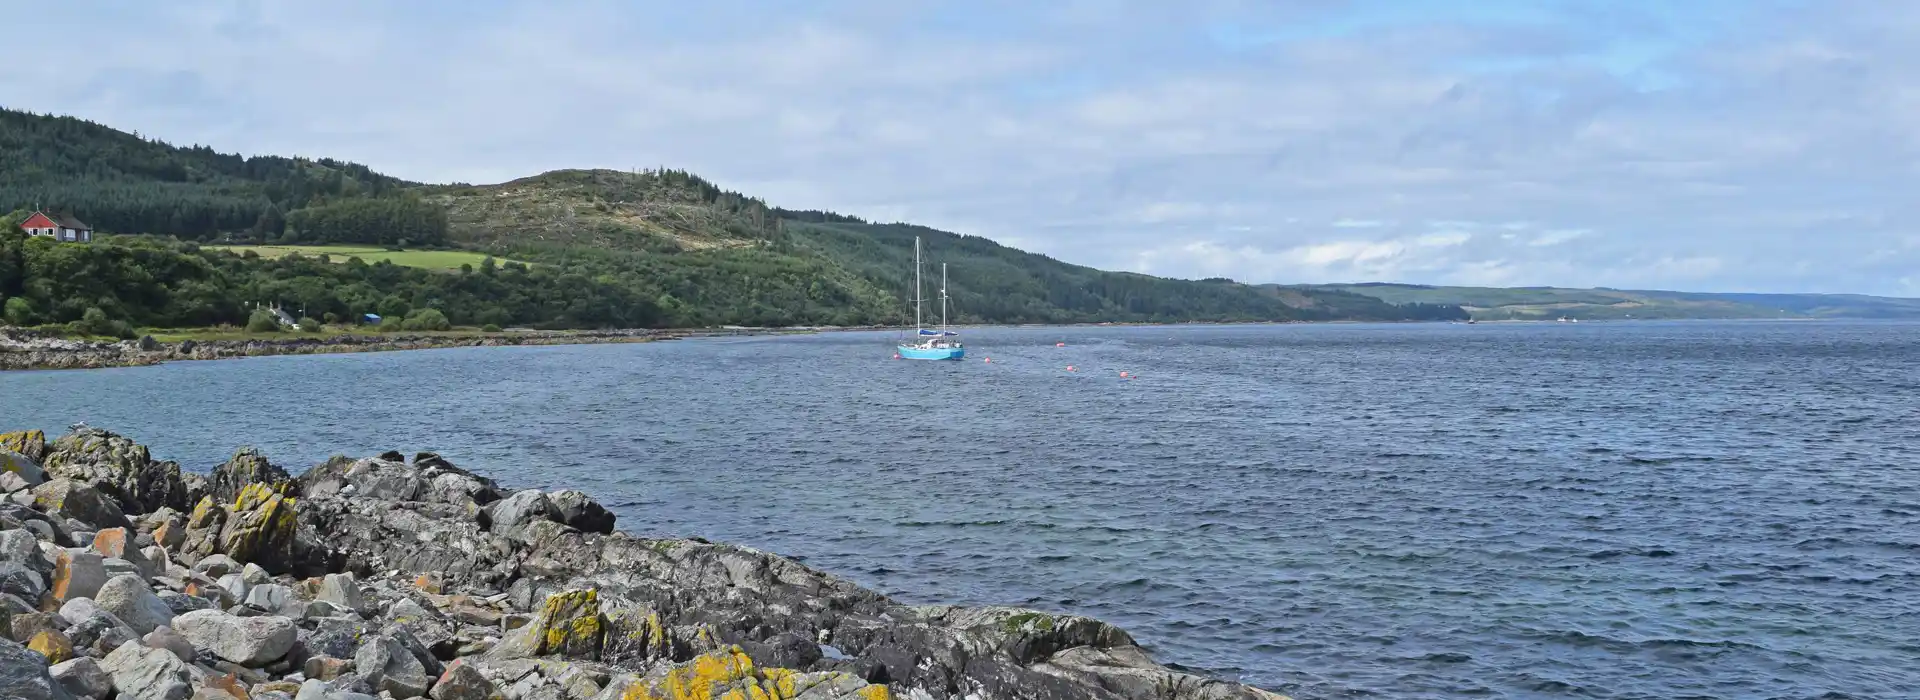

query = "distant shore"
[0,326,815,371]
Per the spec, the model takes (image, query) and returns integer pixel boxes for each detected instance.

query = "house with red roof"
[19,210,93,243]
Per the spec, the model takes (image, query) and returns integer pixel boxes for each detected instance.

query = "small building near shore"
[362,313,383,325]
[19,211,93,243]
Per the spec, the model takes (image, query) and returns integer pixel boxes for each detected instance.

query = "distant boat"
[897,236,964,361]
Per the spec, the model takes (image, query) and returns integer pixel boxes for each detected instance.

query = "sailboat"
[897,236,965,361]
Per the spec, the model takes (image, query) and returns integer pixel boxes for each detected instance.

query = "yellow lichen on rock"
[29,630,74,664]
[535,588,605,657]
[617,646,885,700]
[0,429,45,460]
[188,495,222,528]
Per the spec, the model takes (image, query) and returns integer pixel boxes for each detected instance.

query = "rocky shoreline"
[0,428,1288,700]
[0,328,771,371]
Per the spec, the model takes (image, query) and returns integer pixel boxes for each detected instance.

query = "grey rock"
[9,611,65,644]
[0,528,40,565]
[172,608,297,666]
[302,617,368,659]
[194,553,238,578]
[160,591,215,615]
[100,640,194,700]
[304,600,347,619]
[482,489,555,540]
[218,572,250,602]
[0,470,31,493]
[145,624,199,662]
[100,557,142,579]
[48,657,109,700]
[59,606,138,656]
[42,428,198,516]
[48,658,110,700]
[49,550,105,602]
[318,573,366,613]
[56,598,101,626]
[29,480,130,531]
[241,562,270,585]
[0,636,74,700]
[546,490,615,534]
[427,660,498,700]
[9,490,35,507]
[0,449,46,487]
[95,573,175,633]
[354,634,432,698]
[245,583,293,612]
[0,561,46,599]
[208,447,291,503]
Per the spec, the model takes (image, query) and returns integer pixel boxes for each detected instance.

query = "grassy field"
[203,245,517,270]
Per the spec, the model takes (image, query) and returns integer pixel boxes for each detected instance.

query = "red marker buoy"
[1056,342,1066,347]
[984,357,992,363]
[893,354,901,360]
[1066,365,1076,371]
[1119,371,1130,378]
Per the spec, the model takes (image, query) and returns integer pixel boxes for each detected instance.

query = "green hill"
[0,106,1463,329]
[1305,283,1920,320]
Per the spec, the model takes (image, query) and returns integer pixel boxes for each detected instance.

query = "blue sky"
[5,0,1916,295]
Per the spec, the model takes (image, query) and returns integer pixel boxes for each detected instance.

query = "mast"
[940,262,949,331]
[913,237,924,332]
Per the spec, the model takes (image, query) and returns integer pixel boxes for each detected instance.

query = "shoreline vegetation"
[0,426,1289,700]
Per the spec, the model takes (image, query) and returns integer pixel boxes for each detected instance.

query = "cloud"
[4,0,1919,294]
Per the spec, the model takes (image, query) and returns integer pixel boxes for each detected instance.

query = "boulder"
[209,447,291,503]
[355,635,433,698]
[0,528,41,566]
[244,583,293,612]
[94,573,176,634]
[600,646,883,700]
[0,636,72,700]
[50,549,107,602]
[0,561,46,599]
[488,588,603,660]
[9,611,65,644]
[215,483,304,573]
[241,562,270,584]
[145,624,199,662]
[57,598,102,627]
[172,608,298,667]
[31,481,130,531]
[546,490,615,534]
[0,430,47,463]
[48,657,111,700]
[0,449,45,487]
[0,470,34,494]
[28,629,75,664]
[481,489,555,540]
[43,428,199,515]
[194,553,239,578]
[100,640,194,700]
[318,573,366,613]
[427,660,499,700]
[58,606,139,656]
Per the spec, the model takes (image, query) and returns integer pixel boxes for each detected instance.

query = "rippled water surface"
[4,321,1918,699]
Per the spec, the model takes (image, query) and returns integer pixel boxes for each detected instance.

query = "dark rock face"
[207,447,291,504]
[42,429,203,516]
[0,428,1293,700]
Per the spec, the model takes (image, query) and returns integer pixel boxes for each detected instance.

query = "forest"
[0,107,1467,331]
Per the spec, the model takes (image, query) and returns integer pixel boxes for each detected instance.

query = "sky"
[4,0,1918,295]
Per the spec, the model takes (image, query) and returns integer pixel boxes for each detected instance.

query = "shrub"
[378,317,404,332]
[480,323,502,333]
[298,317,323,333]
[246,308,281,333]
[323,312,340,324]
[3,297,35,326]
[401,308,451,331]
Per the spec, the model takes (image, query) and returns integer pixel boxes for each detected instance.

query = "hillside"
[0,106,1462,328]
[791,221,1464,323]
[425,168,780,253]
[1306,283,1920,320]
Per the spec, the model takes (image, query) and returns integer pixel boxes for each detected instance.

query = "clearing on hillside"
[204,245,521,270]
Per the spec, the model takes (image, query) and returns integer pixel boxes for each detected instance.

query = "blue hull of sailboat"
[898,345,965,361]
